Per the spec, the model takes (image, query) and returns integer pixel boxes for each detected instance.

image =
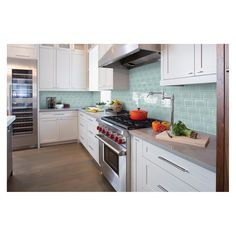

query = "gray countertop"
[7,116,16,127]
[39,108,114,119]
[40,108,79,112]
[78,108,117,119]
[129,128,216,173]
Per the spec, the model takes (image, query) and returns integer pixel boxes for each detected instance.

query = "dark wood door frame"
[216,44,229,191]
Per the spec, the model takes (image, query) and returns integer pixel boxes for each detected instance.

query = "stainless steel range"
[96,114,155,192]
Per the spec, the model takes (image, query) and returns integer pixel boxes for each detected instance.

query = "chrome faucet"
[147,91,175,131]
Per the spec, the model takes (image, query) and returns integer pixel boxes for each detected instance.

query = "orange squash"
[152,121,161,132]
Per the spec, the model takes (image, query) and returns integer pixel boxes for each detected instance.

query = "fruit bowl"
[111,104,123,112]
[55,104,64,109]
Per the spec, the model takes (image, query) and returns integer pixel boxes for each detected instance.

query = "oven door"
[96,134,127,192]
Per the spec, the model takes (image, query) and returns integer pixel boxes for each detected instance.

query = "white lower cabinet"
[142,158,197,192]
[40,118,60,143]
[78,111,99,164]
[131,137,216,192]
[40,111,78,144]
[59,116,78,141]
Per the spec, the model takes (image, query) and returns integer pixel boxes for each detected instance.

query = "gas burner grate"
[101,115,159,130]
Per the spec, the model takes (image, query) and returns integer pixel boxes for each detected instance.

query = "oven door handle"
[95,134,126,156]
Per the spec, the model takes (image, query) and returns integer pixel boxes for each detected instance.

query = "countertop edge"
[130,129,216,173]
[40,108,80,112]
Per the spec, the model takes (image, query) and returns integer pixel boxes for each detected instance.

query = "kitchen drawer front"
[40,111,77,119]
[142,141,215,191]
[87,135,99,163]
[79,128,88,147]
[142,158,197,192]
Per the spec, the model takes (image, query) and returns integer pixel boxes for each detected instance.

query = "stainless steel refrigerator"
[7,57,38,150]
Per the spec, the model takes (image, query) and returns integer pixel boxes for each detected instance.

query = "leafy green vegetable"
[172,121,198,139]
[96,102,106,105]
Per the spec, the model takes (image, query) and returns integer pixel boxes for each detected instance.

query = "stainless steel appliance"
[99,44,161,69]
[7,58,38,150]
[7,124,13,179]
[96,114,156,192]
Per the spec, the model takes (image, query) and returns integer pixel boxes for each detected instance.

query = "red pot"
[130,108,148,121]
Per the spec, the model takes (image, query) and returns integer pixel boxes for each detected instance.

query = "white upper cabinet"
[162,44,195,80]
[71,51,86,89]
[98,67,113,90]
[56,48,71,89]
[7,44,38,59]
[161,44,217,86]
[89,45,99,91]
[39,45,87,91]
[39,46,55,89]
[195,44,216,76]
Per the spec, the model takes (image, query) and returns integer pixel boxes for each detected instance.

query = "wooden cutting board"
[155,131,210,148]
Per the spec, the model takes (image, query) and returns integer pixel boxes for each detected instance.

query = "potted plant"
[96,102,106,110]
[55,101,64,109]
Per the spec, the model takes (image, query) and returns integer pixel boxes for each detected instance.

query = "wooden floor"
[7,143,114,192]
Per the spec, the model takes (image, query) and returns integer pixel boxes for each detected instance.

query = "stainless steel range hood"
[99,44,161,69]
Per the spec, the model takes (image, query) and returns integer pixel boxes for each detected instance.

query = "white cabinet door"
[165,44,195,79]
[59,116,78,141]
[131,137,143,192]
[40,118,59,143]
[7,45,37,59]
[89,46,99,91]
[99,67,113,90]
[56,48,71,89]
[39,46,55,89]
[71,51,86,89]
[142,158,197,192]
[195,44,216,76]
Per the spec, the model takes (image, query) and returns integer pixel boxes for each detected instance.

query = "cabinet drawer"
[142,141,215,191]
[79,128,87,146]
[87,135,99,163]
[40,111,77,119]
[142,158,197,192]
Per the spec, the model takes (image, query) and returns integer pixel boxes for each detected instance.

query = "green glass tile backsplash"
[39,62,216,135]
[39,91,100,109]
[112,62,216,135]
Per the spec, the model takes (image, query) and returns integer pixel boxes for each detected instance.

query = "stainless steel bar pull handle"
[158,156,189,173]
[157,185,168,192]
[16,54,30,58]
[95,134,126,156]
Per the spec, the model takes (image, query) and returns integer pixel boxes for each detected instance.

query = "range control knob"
[117,138,123,144]
[97,125,100,130]
[102,128,106,134]
[109,133,114,139]
[116,136,125,144]
[105,130,110,136]
[114,135,119,142]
